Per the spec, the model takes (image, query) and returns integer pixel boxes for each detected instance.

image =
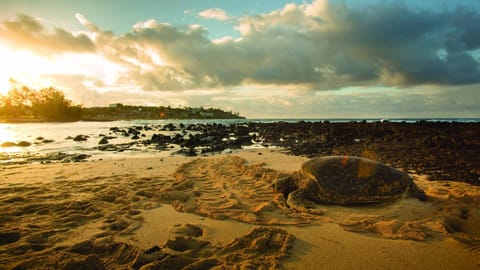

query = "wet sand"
[0,148,479,269]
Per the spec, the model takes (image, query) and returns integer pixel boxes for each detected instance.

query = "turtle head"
[272,174,299,199]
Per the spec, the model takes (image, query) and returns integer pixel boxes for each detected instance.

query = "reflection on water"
[0,119,248,162]
[0,125,17,153]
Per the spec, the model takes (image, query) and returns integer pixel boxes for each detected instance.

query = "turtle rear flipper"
[287,190,324,215]
[408,181,427,201]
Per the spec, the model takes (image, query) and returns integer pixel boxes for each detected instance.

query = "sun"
[0,43,126,97]
[0,44,67,95]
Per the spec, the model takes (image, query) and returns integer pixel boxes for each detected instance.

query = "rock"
[1,142,16,147]
[128,127,140,135]
[0,231,21,245]
[16,141,31,147]
[175,148,197,156]
[98,137,109,145]
[151,134,170,144]
[171,134,184,144]
[162,123,177,131]
[97,144,118,151]
[62,154,90,162]
[234,135,253,146]
[73,135,89,141]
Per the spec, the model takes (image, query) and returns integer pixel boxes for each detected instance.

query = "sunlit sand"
[0,148,478,269]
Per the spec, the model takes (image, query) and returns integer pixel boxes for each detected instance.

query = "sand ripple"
[167,156,319,225]
[0,158,296,269]
[0,174,168,268]
[1,154,479,268]
[166,157,480,256]
[6,226,293,269]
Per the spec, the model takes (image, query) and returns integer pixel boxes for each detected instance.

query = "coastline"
[1,120,478,185]
[1,117,478,124]
[1,148,479,269]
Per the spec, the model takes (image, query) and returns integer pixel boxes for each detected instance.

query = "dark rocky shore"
[3,121,478,185]
[253,121,479,185]
[94,121,479,186]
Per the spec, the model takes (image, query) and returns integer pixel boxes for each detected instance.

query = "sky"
[0,0,479,119]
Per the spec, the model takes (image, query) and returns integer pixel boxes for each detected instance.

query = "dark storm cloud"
[233,1,480,88]
[447,7,480,51]
[344,3,480,86]
[0,14,95,54]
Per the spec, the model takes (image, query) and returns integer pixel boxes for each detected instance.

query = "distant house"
[109,103,123,108]
[199,111,214,117]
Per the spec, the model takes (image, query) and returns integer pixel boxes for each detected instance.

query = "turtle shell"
[300,156,410,204]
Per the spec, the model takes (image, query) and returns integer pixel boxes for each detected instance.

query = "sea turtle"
[272,156,427,212]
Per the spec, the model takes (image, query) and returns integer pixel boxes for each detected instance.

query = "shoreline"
[1,120,479,185]
[1,148,479,269]
[1,117,479,123]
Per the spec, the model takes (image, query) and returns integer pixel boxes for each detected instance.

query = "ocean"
[1,118,479,163]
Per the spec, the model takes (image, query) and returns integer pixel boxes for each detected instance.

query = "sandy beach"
[0,148,479,269]
[1,0,480,268]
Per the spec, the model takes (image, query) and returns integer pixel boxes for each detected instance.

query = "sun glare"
[0,45,14,95]
[0,125,16,146]
[0,44,54,94]
[0,44,124,95]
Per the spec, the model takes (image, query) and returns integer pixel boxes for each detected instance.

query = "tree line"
[0,83,244,122]
[0,84,82,121]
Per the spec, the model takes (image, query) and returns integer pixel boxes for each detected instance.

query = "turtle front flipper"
[287,190,324,215]
[272,175,298,198]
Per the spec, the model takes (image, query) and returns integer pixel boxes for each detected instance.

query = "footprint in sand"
[169,223,204,238]
[6,226,294,269]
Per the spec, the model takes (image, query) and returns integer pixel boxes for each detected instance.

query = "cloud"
[198,8,228,21]
[85,0,477,92]
[75,13,100,32]
[214,85,480,118]
[0,14,95,55]
[42,71,480,118]
[232,1,480,89]
[3,2,480,91]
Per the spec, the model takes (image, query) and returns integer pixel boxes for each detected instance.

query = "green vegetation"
[0,84,244,122]
[0,85,82,122]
